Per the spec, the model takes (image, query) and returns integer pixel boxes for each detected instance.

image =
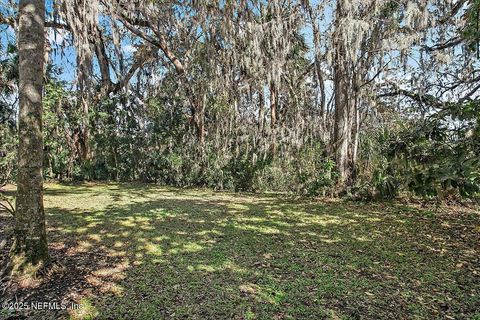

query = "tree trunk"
[258,89,264,133]
[11,0,49,274]
[306,1,327,140]
[79,96,91,161]
[332,1,353,187]
[352,96,360,180]
[333,69,351,186]
[75,38,93,162]
[270,83,277,129]
[270,83,277,156]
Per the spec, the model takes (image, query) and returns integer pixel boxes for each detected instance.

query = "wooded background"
[1,0,479,201]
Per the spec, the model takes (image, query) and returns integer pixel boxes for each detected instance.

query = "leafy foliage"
[463,0,480,53]
[0,42,18,184]
[356,101,480,201]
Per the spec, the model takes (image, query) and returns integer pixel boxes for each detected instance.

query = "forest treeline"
[1,0,479,201]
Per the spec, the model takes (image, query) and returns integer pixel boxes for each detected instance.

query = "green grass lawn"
[1,182,479,319]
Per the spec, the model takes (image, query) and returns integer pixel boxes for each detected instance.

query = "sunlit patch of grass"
[236,223,283,234]
[143,242,162,256]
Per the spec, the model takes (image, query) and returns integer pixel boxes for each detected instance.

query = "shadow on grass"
[1,182,479,319]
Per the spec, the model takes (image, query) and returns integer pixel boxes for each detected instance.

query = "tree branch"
[424,36,463,52]
[378,88,444,108]
[1,13,70,30]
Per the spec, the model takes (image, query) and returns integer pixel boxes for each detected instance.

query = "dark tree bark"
[270,83,277,129]
[10,0,49,273]
[270,83,277,156]
[258,88,265,132]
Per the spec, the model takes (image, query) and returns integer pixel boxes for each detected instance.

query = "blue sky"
[1,0,76,83]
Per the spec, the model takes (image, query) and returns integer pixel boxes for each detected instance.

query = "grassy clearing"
[1,182,479,319]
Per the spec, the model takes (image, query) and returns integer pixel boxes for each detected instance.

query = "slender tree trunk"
[258,89,264,133]
[352,96,360,175]
[333,69,351,186]
[306,1,327,139]
[332,1,353,187]
[270,84,277,129]
[93,25,111,87]
[10,0,49,273]
[270,83,277,156]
